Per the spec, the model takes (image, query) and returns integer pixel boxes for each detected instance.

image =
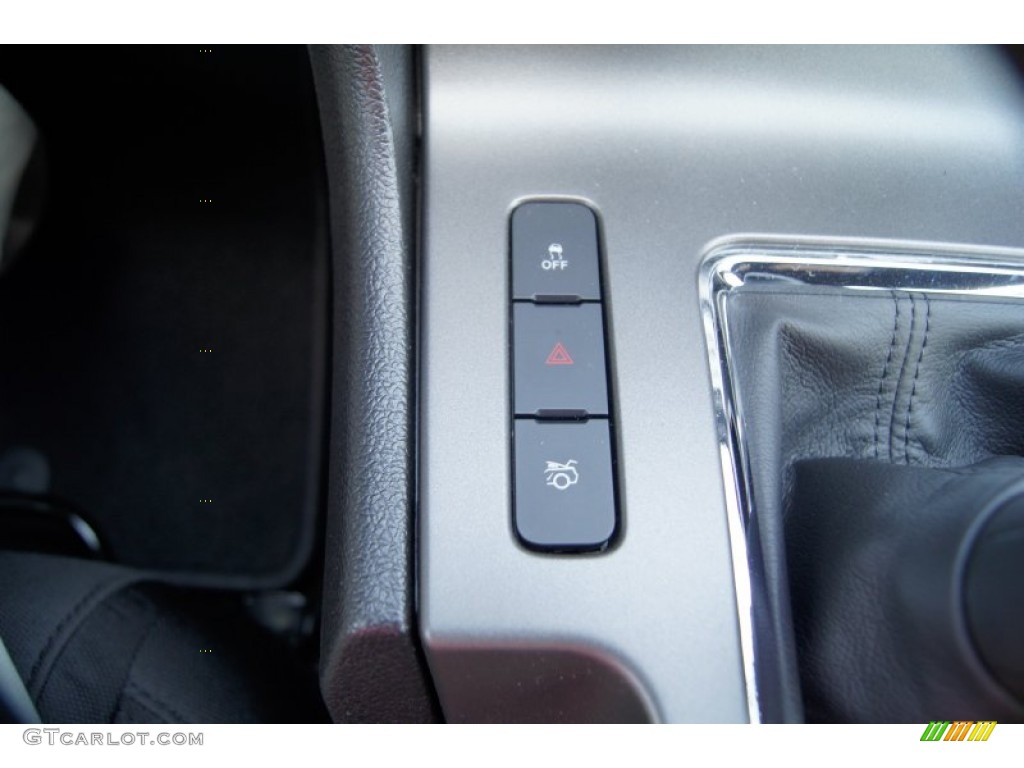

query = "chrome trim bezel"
[698,236,1024,724]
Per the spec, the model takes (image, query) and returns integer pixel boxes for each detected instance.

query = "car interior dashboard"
[0,44,1022,724]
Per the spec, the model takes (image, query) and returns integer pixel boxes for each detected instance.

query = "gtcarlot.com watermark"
[23,728,203,747]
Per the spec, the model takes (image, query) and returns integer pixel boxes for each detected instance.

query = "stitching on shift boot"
[904,294,931,464]
[888,294,917,464]
[874,292,901,461]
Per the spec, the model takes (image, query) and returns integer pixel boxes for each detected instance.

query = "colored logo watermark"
[920,721,997,742]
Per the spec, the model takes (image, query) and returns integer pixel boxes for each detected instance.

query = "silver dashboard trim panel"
[419,44,1024,724]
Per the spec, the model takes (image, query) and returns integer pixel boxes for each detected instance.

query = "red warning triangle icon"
[545,341,574,366]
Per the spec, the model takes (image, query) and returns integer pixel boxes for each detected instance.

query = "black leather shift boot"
[725,286,1024,470]
[787,457,1024,723]
[723,284,1024,722]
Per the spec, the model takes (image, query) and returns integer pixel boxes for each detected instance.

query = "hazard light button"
[513,303,608,417]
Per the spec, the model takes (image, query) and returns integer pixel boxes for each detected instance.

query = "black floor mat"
[0,46,327,585]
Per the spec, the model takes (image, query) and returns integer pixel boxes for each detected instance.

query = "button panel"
[513,303,609,417]
[510,200,618,552]
[513,419,616,550]
[512,202,601,301]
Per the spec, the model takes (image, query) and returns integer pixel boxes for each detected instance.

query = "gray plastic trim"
[0,85,37,271]
[0,635,39,723]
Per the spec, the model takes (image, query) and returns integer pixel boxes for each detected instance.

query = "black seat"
[0,551,322,723]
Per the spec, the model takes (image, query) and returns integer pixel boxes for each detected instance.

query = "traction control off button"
[512,202,601,301]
